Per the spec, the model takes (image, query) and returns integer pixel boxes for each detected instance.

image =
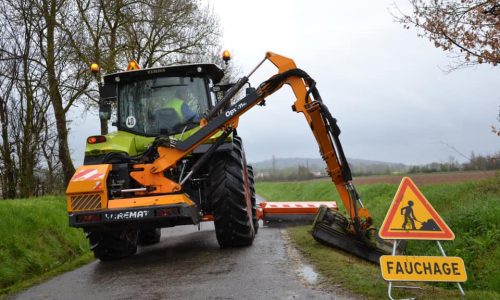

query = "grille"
[70,194,102,211]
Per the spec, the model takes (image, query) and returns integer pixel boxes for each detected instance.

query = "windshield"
[118,76,209,136]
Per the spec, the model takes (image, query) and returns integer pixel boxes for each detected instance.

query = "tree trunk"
[44,0,75,185]
[0,103,17,199]
[19,49,36,198]
[52,97,75,185]
[0,73,17,199]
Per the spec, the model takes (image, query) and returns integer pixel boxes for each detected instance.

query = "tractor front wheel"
[87,228,138,261]
[138,228,161,245]
[209,138,255,247]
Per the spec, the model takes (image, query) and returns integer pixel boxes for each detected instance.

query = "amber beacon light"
[90,63,100,74]
[222,50,231,63]
[127,60,141,71]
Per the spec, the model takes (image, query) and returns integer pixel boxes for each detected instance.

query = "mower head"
[311,205,406,264]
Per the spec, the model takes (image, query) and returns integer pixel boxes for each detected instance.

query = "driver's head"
[175,86,188,100]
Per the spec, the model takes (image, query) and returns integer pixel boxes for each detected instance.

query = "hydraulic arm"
[129,52,372,234]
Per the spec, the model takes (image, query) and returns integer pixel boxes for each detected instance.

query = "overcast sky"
[69,0,499,166]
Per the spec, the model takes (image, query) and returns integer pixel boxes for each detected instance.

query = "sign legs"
[386,240,466,299]
[387,240,418,300]
[436,241,465,297]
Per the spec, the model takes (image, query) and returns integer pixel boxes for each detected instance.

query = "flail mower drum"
[258,201,337,224]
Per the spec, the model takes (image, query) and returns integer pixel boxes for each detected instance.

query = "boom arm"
[264,53,371,228]
[130,52,372,228]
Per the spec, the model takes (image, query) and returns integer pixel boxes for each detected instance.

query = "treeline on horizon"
[255,152,499,182]
[407,151,499,174]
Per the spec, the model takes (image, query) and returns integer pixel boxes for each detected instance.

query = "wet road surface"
[11,223,355,299]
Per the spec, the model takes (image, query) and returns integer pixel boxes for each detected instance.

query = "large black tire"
[138,228,161,245]
[209,137,255,247]
[247,165,259,234]
[87,229,138,261]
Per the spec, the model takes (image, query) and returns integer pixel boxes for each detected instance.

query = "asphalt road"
[10,223,356,300]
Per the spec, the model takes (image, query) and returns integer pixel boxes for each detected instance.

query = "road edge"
[1,252,94,299]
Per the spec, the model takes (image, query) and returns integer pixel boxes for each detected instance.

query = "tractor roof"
[103,63,225,84]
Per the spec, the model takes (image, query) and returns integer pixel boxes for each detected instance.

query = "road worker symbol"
[379,177,454,240]
[397,200,439,231]
[401,200,417,230]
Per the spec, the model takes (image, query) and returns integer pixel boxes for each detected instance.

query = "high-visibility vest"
[162,98,185,122]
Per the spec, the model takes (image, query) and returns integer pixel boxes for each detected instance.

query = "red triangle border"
[379,177,454,240]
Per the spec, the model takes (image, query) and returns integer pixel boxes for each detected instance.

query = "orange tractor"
[66,51,396,262]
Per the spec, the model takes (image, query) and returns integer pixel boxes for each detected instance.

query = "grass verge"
[257,176,500,299]
[0,196,93,297]
[289,226,497,299]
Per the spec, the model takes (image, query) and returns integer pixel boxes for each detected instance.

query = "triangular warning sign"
[379,177,454,240]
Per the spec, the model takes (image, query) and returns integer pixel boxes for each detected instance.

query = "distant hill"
[250,157,408,176]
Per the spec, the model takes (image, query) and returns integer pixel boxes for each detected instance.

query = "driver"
[161,86,199,123]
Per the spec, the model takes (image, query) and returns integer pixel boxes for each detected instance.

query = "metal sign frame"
[380,178,466,299]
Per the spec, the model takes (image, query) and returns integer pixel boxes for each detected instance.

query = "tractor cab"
[117,75,207,136]
[85,63,225,162]
[101,63,224,137]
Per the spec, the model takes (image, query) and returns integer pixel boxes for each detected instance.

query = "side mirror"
[99,102,112,120]
[99,84,116,100]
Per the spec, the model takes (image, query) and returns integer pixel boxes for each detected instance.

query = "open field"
[352,170,498,185]
[256,175,500,299]
[256,170,498,203]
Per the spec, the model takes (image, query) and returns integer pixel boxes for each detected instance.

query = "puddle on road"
[298,264,319,284]
[282,230,320,286]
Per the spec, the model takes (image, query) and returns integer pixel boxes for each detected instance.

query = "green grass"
[0,196,93,296]
[257,176,500,299]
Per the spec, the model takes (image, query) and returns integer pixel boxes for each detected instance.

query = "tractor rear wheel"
[247,165,259,234]
[87,228,138,261]
[209,138,255,247]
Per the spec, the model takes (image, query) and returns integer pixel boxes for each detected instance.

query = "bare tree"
[40,116,64,194]
[62,0,221,135]
[123,0,221,67]
[0,0,225,197]
[27,0,96,185]
[395,0,500,69]
[61,0,133,135]
[0,0,55,197]
[0,59,18,199]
